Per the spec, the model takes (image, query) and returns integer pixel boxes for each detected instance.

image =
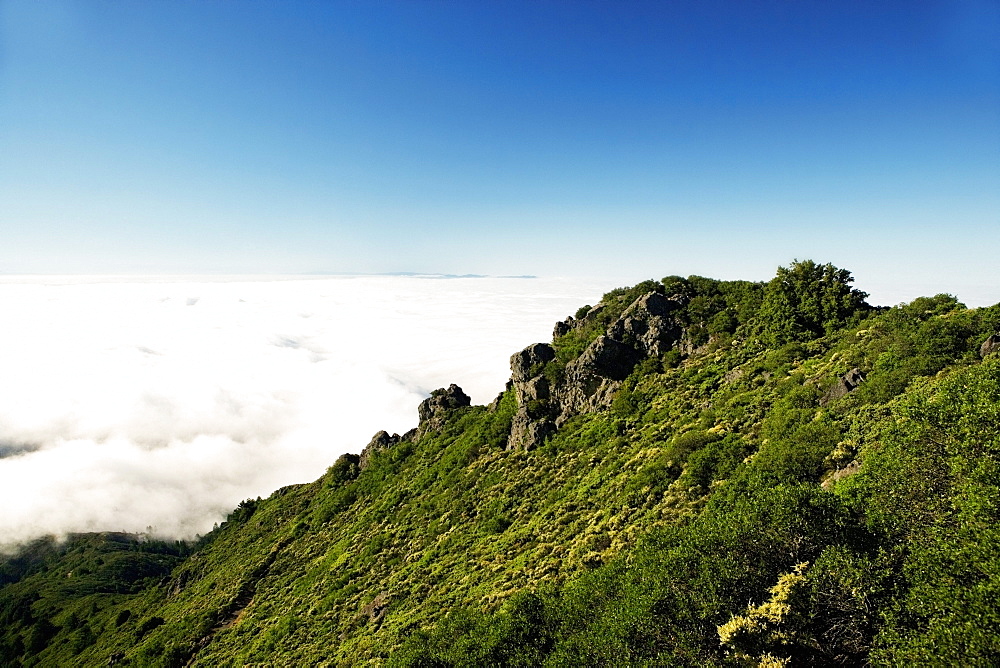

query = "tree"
[757,260,869,345]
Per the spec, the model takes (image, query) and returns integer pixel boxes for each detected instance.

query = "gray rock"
[981,334,1000,358]
[583,303,607,322]
[575,334,643,382]
[677,332,710,357]
[723,365,746,384]
[507,344,558,449]
[362,592,390,624]
[553,335,642,423]
[508,408,554,451]
[514,375,550,405]
[821,368,866,405]
[505,293,684,446]
[630,291,680,318]
[607,292,683,357]
[418,384,471,421]
[360,430,400,470]
[842,367,866,389]
[416,384,471,437]
[487,390,505,412]
[510,343,556,382]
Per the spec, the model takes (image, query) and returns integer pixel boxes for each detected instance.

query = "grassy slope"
[1,270,999,666]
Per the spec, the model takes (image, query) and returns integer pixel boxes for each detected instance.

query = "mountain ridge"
[2,260,999,666]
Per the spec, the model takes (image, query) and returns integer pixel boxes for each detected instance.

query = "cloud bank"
[0,275,607,549]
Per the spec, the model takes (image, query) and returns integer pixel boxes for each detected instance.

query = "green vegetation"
[756,260,871,345]
[2,260,998,666]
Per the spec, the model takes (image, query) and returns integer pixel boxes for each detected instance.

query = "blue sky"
[1,1,998,302]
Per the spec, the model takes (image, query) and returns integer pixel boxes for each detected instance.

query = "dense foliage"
[1,261,998,666]
[756,260,871,345]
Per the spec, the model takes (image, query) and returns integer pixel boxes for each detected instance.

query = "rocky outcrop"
[821,368,866,405]
[554,335,642,424]
[357,385,469,468]
[416,384,471,437]
[361,290,687,453]
[981,334,1000,358]
[508,290,687,447]
[360,431,402,470]
[552,304,609,340]
[606,292,682,356]
[577,334,647,382]
[515,375,550,405]
[510,343,556,382]
[508,344,557,450]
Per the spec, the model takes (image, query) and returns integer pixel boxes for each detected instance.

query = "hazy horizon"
[0,270,997,309]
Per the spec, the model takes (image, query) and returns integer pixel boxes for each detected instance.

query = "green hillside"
[2,261,999,666]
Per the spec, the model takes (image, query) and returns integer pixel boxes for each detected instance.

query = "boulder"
[418,384,471,422]
[583,303,607,321]
[980,334,1000,358]
[821,368,866,405]
[416,384,471,437]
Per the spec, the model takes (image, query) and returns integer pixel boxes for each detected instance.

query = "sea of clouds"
[0,275,609,550]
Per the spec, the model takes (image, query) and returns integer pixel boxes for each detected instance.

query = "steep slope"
[2,262,999,667]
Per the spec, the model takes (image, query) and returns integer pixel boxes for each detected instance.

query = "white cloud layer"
[0,275,607,549]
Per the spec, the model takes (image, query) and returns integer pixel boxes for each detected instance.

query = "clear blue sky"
[1,1,998,302]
